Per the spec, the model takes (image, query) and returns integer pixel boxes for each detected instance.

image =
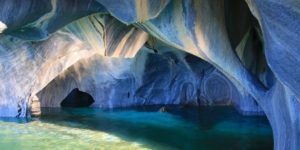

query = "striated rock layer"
[38,46,262,115]
[0,0,299,149]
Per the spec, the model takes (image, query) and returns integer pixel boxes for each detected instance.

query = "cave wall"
[0,12,148,117]
[37,45,262,114]
[0,0,299,149]
[0,31,97,117]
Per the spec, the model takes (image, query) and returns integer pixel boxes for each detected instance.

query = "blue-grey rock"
[0,0,299,149]
[95,0,170,23]
[37,45,263,115]
[0,0,106,40]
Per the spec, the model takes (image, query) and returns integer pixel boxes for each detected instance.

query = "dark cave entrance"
[224,0,272,89]
[60,88,95,108]
[224,0,274,147]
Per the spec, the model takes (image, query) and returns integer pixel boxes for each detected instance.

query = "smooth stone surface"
[0,0,299,149]
[37,46,262,114]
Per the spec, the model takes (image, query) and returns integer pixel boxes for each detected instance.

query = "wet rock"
[158,106,167,112]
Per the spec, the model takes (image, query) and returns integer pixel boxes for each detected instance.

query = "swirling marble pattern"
[0,13,149,117]
[0,0,106,40]
[95,0,170,23]
[0,0,299,149]
[0,31,96,117]
[64,14,148,58]
[37,46,262,115]
[245,1,300,149]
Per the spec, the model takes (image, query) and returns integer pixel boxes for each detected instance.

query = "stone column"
[30,95,41,117]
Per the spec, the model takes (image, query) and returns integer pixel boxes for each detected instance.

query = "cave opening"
[224,0,272,89]
[60,88,95,108]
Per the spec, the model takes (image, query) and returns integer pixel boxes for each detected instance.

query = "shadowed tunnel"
[60,88,95,108]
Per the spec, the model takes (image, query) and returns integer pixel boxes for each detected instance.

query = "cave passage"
[3,0,299,149]
[60,88,94,108]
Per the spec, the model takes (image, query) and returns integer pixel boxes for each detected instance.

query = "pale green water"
[0,106,273,150]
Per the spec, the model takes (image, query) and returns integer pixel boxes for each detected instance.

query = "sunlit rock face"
[0,31,96,117]
[0,21,7,33]
[0,0,299,149]
[65,14,148,58]
[0,12,148,117]
[95,0,170,23]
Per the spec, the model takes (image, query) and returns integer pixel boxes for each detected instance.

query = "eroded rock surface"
[37,46,262,114]
[0,0,299,149]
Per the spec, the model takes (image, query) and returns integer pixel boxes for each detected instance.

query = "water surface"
[0,106,273,150]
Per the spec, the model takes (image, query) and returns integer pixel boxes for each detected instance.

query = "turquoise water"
[0,106,273,150]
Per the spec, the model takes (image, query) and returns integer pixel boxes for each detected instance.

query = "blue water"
[0,106,273,150]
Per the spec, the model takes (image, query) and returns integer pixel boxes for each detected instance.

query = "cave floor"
[0,106,273,150]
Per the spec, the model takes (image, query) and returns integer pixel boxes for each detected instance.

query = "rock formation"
[0,0,299,149]
[37,45,262,115]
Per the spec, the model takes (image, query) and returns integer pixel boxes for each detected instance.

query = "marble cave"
[0,0,299,150]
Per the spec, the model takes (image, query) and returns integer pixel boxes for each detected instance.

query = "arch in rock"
[60,88,95,108]
[0,13,148,117]
[0,0,299,149]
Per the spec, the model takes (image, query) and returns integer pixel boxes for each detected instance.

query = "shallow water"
[0,106,273,150]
